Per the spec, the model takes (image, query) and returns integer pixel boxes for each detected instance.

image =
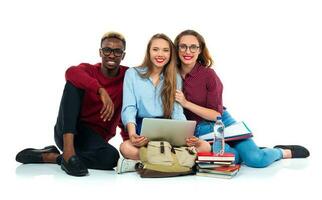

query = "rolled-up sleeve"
[121,69,138,126]
[172,74,186,120]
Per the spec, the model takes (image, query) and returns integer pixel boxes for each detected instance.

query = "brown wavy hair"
[174,29,214,68]
[138,33,178,119]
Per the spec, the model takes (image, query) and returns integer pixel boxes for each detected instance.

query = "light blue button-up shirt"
[121,67,186,127]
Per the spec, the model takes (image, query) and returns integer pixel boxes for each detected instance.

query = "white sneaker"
[116,157,140,174]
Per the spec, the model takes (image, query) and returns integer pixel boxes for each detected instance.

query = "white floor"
[4,123,322,200]
[4,119,322,200]
[5,148,319,200]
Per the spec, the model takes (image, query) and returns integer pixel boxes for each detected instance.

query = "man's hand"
[175,90,188,107]
[98,88,114,121]
[130,134,149,147]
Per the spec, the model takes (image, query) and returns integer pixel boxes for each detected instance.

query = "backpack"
[137,141,197,178]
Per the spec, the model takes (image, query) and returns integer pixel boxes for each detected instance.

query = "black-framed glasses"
[178,44,200,53]
[100,47,124,57]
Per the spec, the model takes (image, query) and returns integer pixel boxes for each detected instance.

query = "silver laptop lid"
[140,118,196,146]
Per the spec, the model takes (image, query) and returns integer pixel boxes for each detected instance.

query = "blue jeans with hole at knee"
[194,109,283,168]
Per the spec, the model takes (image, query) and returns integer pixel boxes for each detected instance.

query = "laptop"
[140,118,196,146]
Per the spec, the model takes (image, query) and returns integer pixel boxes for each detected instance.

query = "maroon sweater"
[65,63,129,142]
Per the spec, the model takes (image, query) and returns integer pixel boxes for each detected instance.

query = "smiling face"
[149,38,171,69]
[99,37,125,76]
[178,35,201,67]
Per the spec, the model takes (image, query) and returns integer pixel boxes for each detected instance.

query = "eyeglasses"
[178,44,200,53]
[100,47,124,57]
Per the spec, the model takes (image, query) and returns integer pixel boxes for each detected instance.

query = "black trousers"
[54,82,119,170]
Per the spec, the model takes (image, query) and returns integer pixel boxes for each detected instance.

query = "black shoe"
[274,145,310,158]
[61,155,88,177]
[16,145,60,164]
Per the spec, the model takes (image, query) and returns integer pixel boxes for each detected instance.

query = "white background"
[0,0,321,199]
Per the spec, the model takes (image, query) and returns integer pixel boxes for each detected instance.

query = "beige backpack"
[137,141,197,178]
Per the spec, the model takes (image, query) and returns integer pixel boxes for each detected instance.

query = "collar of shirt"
[148,72,164,82]
[136,66,164,84]
[186,62,202,78]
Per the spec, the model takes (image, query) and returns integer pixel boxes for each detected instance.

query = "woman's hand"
[130,134,149,147]
[98,88,114,121]
[186,136,201,147]
[175,90,188,107]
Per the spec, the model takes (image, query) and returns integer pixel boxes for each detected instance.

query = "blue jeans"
[194,108,236,138]
[194,109,283,168]
[136,117,144,135]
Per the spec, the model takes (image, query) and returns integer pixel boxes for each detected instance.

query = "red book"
[198,164,241,175]
[197,152,235,162]
[212,164,240,172]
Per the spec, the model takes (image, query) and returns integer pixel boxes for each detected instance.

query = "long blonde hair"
[138,33,178,119]
[174,29,214,68]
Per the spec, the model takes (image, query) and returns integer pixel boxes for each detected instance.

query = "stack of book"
[195,152,240,179]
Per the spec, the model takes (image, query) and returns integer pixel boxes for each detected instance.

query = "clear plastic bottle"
[213,116,225,155]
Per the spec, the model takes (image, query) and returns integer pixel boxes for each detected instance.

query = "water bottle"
[213,116,225,155]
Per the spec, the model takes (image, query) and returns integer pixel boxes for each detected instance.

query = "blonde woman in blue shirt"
[117,34,209,173]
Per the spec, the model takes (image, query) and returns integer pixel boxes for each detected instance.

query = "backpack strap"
[160,141,164,154]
